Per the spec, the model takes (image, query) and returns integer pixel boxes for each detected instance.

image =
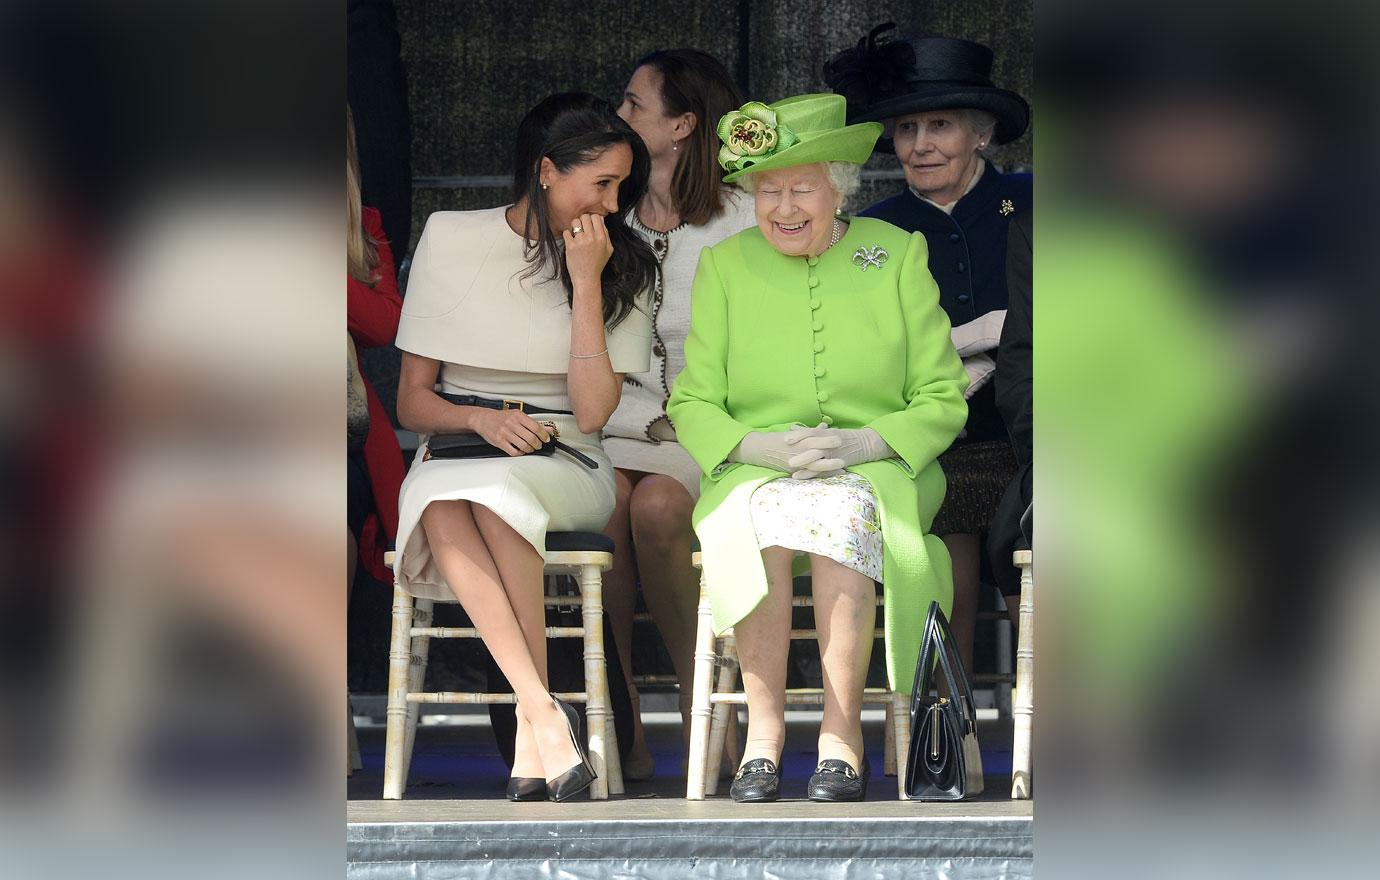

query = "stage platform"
[347,708,1032,879]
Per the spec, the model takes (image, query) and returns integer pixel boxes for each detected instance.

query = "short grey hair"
[735,161,863,209]
[965,109,998,147]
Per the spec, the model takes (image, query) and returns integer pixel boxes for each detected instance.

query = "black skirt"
[932,439,1019,536]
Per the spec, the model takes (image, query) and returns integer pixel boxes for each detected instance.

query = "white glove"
[962,353,997,399]
[784,424,895,479]
[951,310,1006,357]
[728,427,818,471]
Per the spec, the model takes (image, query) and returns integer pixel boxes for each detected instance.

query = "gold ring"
[572,224,583,234]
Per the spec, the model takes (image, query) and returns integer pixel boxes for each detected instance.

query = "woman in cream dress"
[393,93,656,801]
[603,48,756,777]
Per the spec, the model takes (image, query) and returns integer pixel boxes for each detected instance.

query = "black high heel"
[506,776,546,802]
[546,699,597,802]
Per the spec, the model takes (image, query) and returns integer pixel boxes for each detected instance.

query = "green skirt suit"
[667,216,968,690]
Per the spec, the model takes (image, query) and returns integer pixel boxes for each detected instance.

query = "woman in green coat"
[667,93,968,802]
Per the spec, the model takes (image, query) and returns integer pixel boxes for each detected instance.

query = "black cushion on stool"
[544,531,615,554]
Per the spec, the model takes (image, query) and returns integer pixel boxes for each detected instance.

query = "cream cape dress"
[392,207,652,601]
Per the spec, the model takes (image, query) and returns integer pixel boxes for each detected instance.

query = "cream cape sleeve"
[396,208,651,374]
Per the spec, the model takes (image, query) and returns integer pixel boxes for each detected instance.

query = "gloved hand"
[727,428,814,471]
[784,424,896,479]
[962,353,996,399]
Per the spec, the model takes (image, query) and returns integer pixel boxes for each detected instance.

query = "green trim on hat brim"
[721,121,883,184]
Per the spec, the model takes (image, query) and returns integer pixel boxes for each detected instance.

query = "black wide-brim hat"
[824,25,1030,148]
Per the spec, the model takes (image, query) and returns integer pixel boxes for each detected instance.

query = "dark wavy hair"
[634,48,745,225]
[512,92,657,329]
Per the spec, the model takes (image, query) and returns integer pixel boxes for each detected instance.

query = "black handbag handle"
[910,602,979,731]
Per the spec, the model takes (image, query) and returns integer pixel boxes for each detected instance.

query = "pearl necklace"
[828,218,842,249]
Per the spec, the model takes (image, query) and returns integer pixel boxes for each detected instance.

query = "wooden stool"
[684,552,912,800]
[1011,549,1034,799]
[380,532,624,800]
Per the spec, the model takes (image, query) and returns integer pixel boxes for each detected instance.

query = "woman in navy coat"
[826,26,1031,672]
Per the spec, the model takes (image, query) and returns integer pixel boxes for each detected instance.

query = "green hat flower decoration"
[712,94,884,184]
[716,101,798,174]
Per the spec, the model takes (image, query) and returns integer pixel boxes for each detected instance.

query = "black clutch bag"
[425,427,598,469]
[905,600,985,800]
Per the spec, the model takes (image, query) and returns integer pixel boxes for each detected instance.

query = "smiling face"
[892,109,986,206]
[541,142,633,232]
[750,163,841,258]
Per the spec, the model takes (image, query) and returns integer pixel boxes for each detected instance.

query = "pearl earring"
[541,182,548,190]
[672,141,678,152]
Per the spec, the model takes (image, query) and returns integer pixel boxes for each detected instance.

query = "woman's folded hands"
[728,423,896,479]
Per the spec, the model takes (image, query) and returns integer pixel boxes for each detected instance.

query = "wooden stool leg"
[578,563,611,800]
[593,571,624,796]
[382,586,414,799]
[703,631,738,797]
[883,701,897,777]
[604,706,624,795]
[686,575,716,800]
[1011,553,1035,799]
[401,598,433,776]
[893,690,911,800]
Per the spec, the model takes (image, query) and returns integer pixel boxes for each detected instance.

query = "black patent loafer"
[546,699,597,802]
[730,758,782,803]
[807,757,870,802]
[506,776,546,802]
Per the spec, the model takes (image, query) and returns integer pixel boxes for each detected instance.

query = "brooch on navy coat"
[1000,199,1014,216]
[852,246,889,271]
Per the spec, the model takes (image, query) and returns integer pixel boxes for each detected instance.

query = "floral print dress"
[749,473,883,580]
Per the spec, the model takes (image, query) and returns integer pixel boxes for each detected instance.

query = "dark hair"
[634,49,746,226]
[511,92,657,329]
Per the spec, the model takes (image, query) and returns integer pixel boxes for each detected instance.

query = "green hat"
[716,93,883,183]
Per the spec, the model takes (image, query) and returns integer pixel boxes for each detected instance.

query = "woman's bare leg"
[810,554,876,768]
[943,533,982,677]
[421,500,578,781]
[628,475,702,755]
[601,468,656,778]
[733,545,796,766]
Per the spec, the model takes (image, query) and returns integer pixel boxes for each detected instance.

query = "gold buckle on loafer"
[734,759,777,781]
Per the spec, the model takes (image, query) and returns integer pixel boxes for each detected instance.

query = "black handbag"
[905,600,985,800]
[425,427,599,469]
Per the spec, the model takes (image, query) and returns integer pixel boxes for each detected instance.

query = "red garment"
[349,206,405,584]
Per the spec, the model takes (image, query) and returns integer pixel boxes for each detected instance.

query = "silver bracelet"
[569,348,609,359]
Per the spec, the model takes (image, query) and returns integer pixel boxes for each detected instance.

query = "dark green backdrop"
[402,0,1032,251]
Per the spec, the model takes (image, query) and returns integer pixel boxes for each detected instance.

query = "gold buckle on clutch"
[501,399,525,412]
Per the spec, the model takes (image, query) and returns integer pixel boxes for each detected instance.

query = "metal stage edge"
[347,798,1033,880]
